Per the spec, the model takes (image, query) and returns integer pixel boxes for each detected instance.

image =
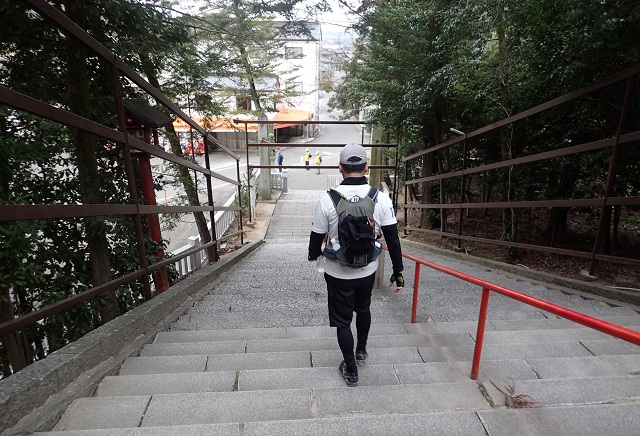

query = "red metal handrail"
[398,250,640,380]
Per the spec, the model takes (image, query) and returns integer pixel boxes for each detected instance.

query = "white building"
[274,21,322,121]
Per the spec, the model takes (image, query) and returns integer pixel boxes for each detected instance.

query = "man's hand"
[389,272,404,292]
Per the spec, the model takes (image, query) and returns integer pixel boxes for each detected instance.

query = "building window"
[285,47,303,59]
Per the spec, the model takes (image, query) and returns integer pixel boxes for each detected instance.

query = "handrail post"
[471,287,491,380]
[411,262,421,323]
[403,161,409,236]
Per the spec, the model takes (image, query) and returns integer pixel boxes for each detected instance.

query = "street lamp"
[450,127,467,250]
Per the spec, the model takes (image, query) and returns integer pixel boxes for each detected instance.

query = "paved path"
[265,190,323,242]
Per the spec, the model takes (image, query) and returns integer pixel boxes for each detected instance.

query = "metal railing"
[0,1,243,351]
[402,64,640,275]
[170,193,238,278]
[234,119,400,222]
[398,249,640,380]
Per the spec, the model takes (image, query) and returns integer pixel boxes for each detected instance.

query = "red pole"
[138,152,169,293]
[471,287,491,380]
[411,262,421,323]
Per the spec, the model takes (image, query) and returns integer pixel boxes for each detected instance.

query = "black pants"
[324,273,375,369]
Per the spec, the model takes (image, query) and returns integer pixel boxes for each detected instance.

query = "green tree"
[334,0,640,252]
[0,0,180,376]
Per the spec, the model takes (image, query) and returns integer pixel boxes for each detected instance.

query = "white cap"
[339,143,368,165]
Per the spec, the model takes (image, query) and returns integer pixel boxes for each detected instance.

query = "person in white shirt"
[308,143,405,387]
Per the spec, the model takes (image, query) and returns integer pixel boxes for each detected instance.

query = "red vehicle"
[182,139,205,155]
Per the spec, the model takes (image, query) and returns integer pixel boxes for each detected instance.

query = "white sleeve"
[311,195,329,234]
[375,192,397,227]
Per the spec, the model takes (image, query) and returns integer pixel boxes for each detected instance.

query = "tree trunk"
[165,128,215,261]
[437,153,447,234]
[64,0,119,323]
[137,54,214,262]
[0,287,32,373]
[419,118,438,229]
[497,8,515,243]
[602,206,612,254]
[419,153,438,229]
[435,108,446,234]
[547,207,569,246]
[612,205,621,248]
[483,173,493,216]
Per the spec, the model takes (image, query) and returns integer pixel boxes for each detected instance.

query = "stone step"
[168,314,415,330]
[96,372,237,396]
[187,296,410,314]
[425,306,637,323]
[169,314,330,330]
[102,359,535,396]
[155,323,409,343]
[482,375,640,408]
[172,313,640,337]
[172,311,640,330]
[580,338,640,356]
[525,354,640,379]
[158,324,631,350]
[486,315,640,331]
[37,403,640,435]
[37,423,239,436]
[478,402,640,436]
[49,382,491,431]
[136,335,638,372]
[153,331,475,350]
[115,348,640,394]
[195,287,636,311]
[160,319,639,343]
[477,327,630,344]
[37,410,486,435]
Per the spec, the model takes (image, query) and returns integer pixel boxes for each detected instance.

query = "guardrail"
[170,169,285,278]
[0,0,243,357]
[171,193,238,278]
[397,249,640,380]
[402,64,640,275]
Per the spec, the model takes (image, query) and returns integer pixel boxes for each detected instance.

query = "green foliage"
[0,1,201,374]
[235,169,254,219]
[334,0,640,244]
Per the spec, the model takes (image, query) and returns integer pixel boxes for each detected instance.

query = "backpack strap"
[367,187,379,202]
[327,188,345,207]
[329,187,379,207]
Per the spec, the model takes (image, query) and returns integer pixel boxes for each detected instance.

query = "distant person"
[308,143,405,387]
[304,148,311,170]
[276,149,284,173]
[315,151,322,174]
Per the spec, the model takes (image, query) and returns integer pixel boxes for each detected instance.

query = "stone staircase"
[37,243,640,435]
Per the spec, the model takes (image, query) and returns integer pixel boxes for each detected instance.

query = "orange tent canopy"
[271,108,311,129]
[172,108,311,132]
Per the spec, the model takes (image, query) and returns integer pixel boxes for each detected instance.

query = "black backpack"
[323,187,382,268]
